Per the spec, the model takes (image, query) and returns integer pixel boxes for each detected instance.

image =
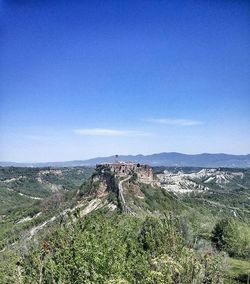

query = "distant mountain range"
[1,153,250,168]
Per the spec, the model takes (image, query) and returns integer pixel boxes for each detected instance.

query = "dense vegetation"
[212,218,250,258]
[6,212,226,283]
[122,170,250,283]
[0,166,249,283]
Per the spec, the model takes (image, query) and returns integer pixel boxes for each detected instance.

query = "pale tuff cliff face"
[91,165,119,197]
[91,175,109,197]
[90,163,155,200]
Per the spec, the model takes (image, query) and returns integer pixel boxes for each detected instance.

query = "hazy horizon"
[1,151,250,164]
[1,0,250,162]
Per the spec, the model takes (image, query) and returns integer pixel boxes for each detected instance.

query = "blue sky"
[1,0,250,162]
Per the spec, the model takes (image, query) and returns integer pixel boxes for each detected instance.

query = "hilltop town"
[96,162,154,184]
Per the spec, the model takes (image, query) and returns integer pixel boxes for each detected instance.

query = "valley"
[0,163,249,283]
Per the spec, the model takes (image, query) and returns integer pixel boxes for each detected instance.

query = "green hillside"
[0,166,249,283]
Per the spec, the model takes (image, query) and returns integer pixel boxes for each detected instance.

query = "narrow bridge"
[118,176,136,216]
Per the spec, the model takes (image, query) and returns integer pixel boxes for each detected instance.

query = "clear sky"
[1,0,250,162]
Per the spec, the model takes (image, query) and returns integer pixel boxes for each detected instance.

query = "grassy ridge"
[0,166,93,251]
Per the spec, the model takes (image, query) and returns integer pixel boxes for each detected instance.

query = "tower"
[115,154,119,164]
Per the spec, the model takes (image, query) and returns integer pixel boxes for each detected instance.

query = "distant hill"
[1,152,250,168]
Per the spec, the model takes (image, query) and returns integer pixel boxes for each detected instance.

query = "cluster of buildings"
[96,162,154,184]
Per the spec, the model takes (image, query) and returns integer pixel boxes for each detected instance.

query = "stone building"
[96,162,154,184]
